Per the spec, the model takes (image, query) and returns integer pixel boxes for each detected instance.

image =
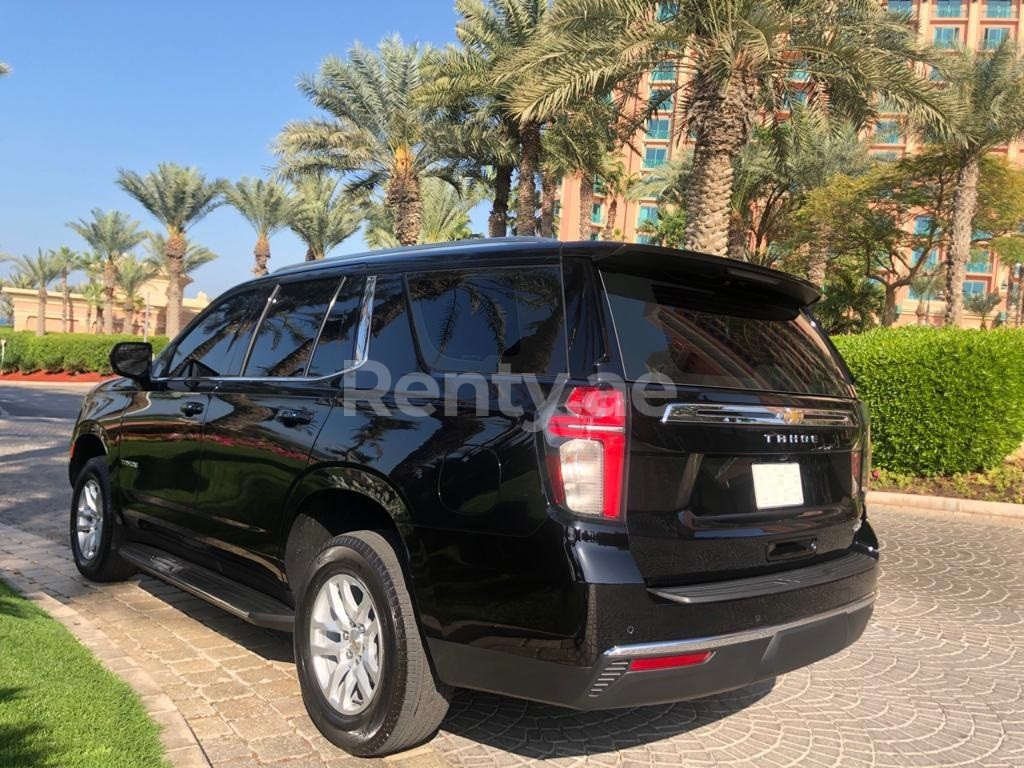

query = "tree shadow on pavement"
[440,679,775,757]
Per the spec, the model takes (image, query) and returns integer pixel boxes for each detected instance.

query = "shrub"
[833,327,1024,476]
[0,331,169,375]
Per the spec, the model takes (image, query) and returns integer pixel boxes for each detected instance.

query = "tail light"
[629,651,714,672]
[544,387,626,519]
[852,402,872,498]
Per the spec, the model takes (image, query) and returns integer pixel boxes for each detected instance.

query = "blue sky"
[0,0,483,298]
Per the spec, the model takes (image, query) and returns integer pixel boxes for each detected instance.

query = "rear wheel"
[69,457,136,582]
[294,531,448,757]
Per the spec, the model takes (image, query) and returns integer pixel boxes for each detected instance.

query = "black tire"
[69,456,136,582]
[294,531,449,757]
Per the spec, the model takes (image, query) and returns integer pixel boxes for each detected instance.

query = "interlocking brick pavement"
[2,383,1023,767]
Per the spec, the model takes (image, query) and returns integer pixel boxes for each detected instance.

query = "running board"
[119,543,294,632]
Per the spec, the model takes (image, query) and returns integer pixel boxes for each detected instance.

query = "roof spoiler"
[590,244,821,307]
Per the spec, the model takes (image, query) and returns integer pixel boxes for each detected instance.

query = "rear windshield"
[601,270,850,397]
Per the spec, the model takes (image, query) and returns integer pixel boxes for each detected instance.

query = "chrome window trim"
[603,593,875,659]
[151,274,377,385]
[303,276,348,377]
[661,403,855,427]
[239,283,281,376]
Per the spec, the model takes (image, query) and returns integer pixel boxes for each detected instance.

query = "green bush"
[0,330,169,375]
[833,327,1024,476]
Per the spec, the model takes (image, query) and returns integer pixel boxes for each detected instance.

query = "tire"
[294,531,449,757]
[69,456,136,582]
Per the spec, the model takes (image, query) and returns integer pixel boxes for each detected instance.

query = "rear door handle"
[180,401,205,417]
[278,408,313,426]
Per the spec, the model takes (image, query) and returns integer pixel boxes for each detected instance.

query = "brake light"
[629,651,714,671]
[545,387,626,519]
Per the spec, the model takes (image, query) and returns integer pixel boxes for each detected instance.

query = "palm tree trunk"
[304,246,317,262]
[539,169,557,238]
[125,305,136,334]
[806,249,827,288]
[516,122,541,236]
[165,232,186,337]
[916,297,928,325]
[86,304,94,334]
[60,272,69,333]
[726,213,747,260]
[684,70,758,256]
[36,287,46,337]
[103,259,116,335]
[944,157,980,327]
[578,175,595,241]
[387,167,423,247]
[253,233,271,276]
[602,198,618,241]
[489,165,513,238]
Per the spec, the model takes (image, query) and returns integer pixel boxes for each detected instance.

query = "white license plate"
[751,462,804,509]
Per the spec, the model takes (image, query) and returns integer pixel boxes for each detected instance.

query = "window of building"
[963,280,987,297]
[243,278,339,378]
[914,216,935,235]
[307,275,367,377]
[873,120,901,144]
[912,248,940,269]
[651,62,675,82]
[986,1,1012,19]
[783,90,808,109]
[589,232,600,241]
[887,0,912,13]
[967,251,992,274]
[638,205,659,225]
[983,26,1009,49]
[656,1,678,21]
[650,90,673,111]
[166,286,272,378]
[591,203,603,223]
[407,267,568,375]
[644,147,668,168]
[636,234,655,245]
[933,27,960,48]
[935,0,962,18]
[646,117,670,140]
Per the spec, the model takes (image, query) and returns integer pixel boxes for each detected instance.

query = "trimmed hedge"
[0,329,169,375]
[833,327,1024,476]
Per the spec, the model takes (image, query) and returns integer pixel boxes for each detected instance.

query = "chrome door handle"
[278,408,313,426]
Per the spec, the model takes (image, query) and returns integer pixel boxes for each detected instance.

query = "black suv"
[69,239,878,757]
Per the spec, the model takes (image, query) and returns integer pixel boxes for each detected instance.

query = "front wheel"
[294,531,449,757]
[69,456,136,582]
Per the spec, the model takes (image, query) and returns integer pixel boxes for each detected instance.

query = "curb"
[0,567,212,768]
[867,490,1024,525]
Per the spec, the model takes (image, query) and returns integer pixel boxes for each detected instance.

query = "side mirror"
[110,341,153,381]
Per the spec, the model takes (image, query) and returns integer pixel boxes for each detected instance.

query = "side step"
[119,543,294,632]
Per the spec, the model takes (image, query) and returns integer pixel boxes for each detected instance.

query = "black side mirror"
[110,341,153,381]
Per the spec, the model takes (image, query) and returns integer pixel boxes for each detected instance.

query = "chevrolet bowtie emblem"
[781,408,804,426]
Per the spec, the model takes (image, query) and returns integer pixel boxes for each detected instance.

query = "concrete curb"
[0,565,212,768]
[867,490,1024,525]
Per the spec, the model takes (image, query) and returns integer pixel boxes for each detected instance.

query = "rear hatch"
[598,255,865,586]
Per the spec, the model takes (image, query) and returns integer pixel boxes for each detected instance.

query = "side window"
[167,286,271,378]
[356,274,419,384]
[307,275,366,377]
[243,277,340,378]
[407,266,568,375]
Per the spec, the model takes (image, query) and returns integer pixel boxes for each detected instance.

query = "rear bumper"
[430,593,874,710]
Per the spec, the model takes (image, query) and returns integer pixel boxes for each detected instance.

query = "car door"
[196,272,368,593]
[117,284,271,551]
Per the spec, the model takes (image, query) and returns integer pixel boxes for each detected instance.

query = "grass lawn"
[0,580,168,768]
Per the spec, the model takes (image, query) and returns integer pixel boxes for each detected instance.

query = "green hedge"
[0,329,169,375]
[833,327,1024,476]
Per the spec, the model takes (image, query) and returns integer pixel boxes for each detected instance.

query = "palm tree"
[75,252,106,332]
[513,0,950,256]
[428,0,549,236]
[938,42,1024,326]
[115,255,160,334]
[276,37,451,247]
[365,178,485,248]
[67,209,145,334]
[964,291,1003,329]
[116,163,225,337]
[1,251,61,336]
[225,177,293,276]
[143,233,218,292]
[287,175,362,261]
[910,270,944,326]
[49,246,79,333]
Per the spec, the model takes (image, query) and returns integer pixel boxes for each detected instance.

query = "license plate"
[751,462,804,509]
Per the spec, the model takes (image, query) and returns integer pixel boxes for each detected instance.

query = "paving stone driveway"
[1,384,1023,767]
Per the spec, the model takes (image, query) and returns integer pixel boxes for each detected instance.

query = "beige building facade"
[558,0,1024,328]
[2,277,210,337]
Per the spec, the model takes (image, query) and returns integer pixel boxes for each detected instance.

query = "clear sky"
[0,0,483,298]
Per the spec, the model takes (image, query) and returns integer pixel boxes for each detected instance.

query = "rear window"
[601,270,850,397]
